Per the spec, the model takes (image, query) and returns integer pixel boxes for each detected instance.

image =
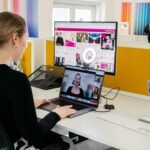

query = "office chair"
[0,123,14,150]
[0,123,69,150]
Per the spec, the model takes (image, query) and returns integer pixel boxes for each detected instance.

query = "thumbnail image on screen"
[54,22,118,74]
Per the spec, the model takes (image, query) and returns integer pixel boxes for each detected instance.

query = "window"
[75,9,92,21]
[52,7,70,35]
[53,3,95,21]
[52,2,96,35]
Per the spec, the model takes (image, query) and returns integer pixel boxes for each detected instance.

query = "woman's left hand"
[34,98,48,108]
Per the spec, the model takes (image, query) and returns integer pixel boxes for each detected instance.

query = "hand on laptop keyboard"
[34,98,49,108]
[53,105,76,119]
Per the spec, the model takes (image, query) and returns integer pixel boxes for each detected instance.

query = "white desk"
[32,87,150,150]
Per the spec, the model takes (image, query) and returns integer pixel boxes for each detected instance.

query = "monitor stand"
[28,65,64,90]
[82,63,93,70]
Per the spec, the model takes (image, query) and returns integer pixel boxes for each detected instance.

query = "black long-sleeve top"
[0,64,61,148]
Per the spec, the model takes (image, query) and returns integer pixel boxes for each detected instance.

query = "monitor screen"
[54,21,118,75]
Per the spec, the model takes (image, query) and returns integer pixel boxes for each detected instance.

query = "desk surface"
[32,87,150,150]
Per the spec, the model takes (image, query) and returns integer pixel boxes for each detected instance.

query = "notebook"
[40,65,105,117]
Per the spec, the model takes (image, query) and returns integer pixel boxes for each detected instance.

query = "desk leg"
[69,132,88,144]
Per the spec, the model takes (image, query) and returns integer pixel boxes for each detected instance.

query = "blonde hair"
[0,11,26,47]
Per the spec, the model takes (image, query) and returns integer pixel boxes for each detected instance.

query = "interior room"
[0,0,150,150]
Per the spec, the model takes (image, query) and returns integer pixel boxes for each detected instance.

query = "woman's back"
[0,64,25,142]
[0,64,61,147]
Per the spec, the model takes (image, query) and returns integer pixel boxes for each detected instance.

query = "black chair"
[0,123,14,150]
[0,123,69,150]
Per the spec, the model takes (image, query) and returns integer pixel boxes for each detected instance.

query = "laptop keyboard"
[72,104,87,110]
[59,100,87,110]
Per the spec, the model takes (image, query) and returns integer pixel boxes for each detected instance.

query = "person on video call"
[67,73,84,98]
[85,84,93,99]
[0,12,76,150]
[93,87,99,99]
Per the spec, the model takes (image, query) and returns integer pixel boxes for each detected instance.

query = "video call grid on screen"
[59,67,104,106]
[54,21,118,75]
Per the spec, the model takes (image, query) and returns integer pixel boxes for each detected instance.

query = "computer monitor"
[54,21,118,75]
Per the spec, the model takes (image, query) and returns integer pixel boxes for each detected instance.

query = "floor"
[67,139,119,150]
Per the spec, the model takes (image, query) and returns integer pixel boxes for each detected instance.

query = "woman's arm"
[11,73,60,148]
[34,98,48,108]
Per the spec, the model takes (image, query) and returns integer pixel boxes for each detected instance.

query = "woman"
[93,87,99,99]
[0,12,76,149]
[67,73,84,98]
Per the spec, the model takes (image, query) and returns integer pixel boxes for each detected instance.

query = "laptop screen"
[59,66,105,107]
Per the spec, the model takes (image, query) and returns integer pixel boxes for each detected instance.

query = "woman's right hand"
[52,105,76,119]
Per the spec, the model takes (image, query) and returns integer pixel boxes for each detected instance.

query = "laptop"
[40,65,105,118]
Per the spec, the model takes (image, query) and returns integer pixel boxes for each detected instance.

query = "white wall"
[38,0,53,38]
[37,0,123,37]
[103,0,121,22]
[0,1,4,12]
[53,0,121,22]
[19,0,26,19]
[28,38,46,72]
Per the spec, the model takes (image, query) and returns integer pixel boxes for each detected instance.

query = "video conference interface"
[60,67,104,106]
[54,22,117,74]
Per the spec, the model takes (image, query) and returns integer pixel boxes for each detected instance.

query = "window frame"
[53,3,96,22]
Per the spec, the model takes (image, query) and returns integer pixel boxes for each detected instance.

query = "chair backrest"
[0,123,14,150]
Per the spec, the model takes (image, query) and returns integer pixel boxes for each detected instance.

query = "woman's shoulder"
[0,65,29,91]
[80,87,84,92]
[5,66,28,83]
[10,68,26,77]
[68,86,73,90]
[14,71,28,84]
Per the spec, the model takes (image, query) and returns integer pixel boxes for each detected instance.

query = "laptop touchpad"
[39,102,58,112]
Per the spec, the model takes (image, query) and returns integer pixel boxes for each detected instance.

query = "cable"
[96,88,120,111]
[96,98,113,112]
[101,87,120,101]
[94,109,111,112]
[102,87,120,97]
[100,87,120,110]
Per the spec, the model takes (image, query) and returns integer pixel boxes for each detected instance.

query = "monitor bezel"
[59,65,105,108]
[54,21,118,75]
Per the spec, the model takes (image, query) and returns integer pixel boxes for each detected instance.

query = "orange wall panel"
[21,42,31,76]
[46,40,54,66]
[104,47,150,95]
[46,40,150,95]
